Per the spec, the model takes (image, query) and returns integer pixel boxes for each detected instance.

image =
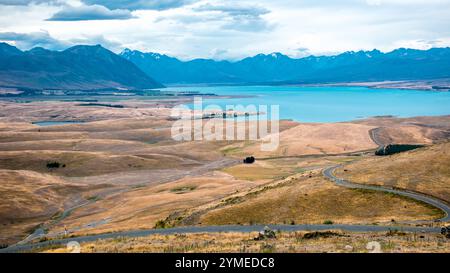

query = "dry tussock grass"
[198,175,442,226]
[42,231,450,253]
[335,142,450,202]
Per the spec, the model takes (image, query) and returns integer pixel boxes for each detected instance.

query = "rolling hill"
[335,141,450,203]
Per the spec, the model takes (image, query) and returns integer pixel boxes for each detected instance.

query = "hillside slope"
[335,142,450,202]
[0,43,163,90]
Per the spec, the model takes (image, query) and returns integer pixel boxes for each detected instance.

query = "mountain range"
[0,43,163,90]
[120,47,450,85]
[1,42,450,90]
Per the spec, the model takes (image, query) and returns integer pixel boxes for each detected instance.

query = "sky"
[0,0,449,60]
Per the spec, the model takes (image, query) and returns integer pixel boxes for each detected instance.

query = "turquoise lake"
[163,86,450,123]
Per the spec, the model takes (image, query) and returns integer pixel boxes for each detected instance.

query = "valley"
[0,93,449,252]
[1,0,449,257]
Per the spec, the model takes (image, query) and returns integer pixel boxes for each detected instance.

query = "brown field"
[335,141,450,202]
[40,231,450,253]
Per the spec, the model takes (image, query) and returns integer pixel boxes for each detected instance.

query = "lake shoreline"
[166,79,450,92]
[2,85,450,123]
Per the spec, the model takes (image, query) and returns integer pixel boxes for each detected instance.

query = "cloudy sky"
[0,0,449,60]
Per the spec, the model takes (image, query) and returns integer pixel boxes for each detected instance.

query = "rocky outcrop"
[254,226,277,240]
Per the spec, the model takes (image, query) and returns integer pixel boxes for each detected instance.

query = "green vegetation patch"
[221,146,242,156]
[170,186,197,194]
[87,195,101,202]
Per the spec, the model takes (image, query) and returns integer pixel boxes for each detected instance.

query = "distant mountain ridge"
[0,43,163,90]
[120,47,450,84]
[1,42,449,90]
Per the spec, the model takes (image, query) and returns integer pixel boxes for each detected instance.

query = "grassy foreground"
[40,231,450,253]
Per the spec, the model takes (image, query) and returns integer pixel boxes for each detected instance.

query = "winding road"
[2,163,449,253]
[3,129,450,253]
[323,165,450,222]
[368,127,386,147]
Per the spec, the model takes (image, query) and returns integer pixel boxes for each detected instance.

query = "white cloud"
[0,0,58,5]
[0,30,69,50]
[0,0,449,59]
[47,4,135,21]
[81,0,198,11]
[0,30,123,51]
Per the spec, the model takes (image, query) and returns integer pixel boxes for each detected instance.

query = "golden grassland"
[373,125,435,144]
[221,159,302,181]
[335,141,450,202]
[0,150,190,177]
[0,122,37,132]
[223,123,378,159]
[197,174,443,226]
[0,116,298,244]
[353,115,450,144]
[0,170,90,245]
[40,231,450,253]
[46,171,268,237]
[221,156,361,182]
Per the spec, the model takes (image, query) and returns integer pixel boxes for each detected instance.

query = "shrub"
[303,231,341,239]
[46,162,61,169]
[323,220,333,225]
[259,243,276,253]
[170,186,197,194]
[243,156,255,164]
[154,219,171,229]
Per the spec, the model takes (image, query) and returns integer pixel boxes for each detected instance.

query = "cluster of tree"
[243,156,255,164]
[46,162,66,169]
[375,144,424,156]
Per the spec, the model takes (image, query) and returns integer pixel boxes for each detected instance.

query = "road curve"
[0,223,441,253]
[368,127,386,147]
[323,165,450,223]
